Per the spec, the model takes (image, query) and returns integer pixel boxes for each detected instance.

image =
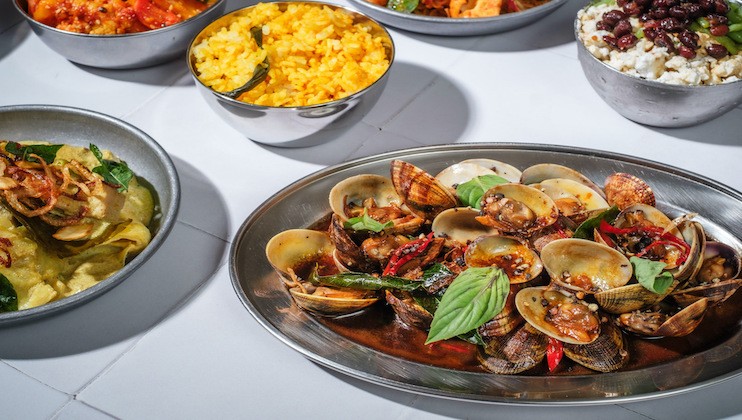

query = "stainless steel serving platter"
[347,0,568,36]
[230,143,742,404]
[0,105,180,325]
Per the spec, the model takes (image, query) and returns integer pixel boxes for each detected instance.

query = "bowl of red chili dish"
[13,0,226,69]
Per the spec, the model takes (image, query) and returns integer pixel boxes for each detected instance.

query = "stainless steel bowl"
[348,0,568,36]
[13,0,226,69]
[187,2,394,148]
[0,105,180,325]
[575,13,742,128]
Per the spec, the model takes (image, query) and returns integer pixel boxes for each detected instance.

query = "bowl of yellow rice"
[188,1,394,147]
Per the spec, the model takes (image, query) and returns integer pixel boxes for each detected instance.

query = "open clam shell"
[515,286,601,345]
[289,287,379,316]
[464,235,543,284]
[434,162,497,190]
[431,207,498,245]
[530,178,609,219]
[617,298,708,338]
[328,174,401,222]
[390,160,458,221]
[519,163,605,199]
[673,241,742,306]
[459,158,522,183]
[384,290,433,330]
[563,321,629,373]
[265,229,337,280]
[540,238,632,294]
[476,183,559,236]
[595,282,677,314]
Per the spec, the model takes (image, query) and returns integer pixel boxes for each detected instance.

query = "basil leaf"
[307,270,422,292]
[456,175,509,210]
[458,329,485,346]
[630,256,674,294]
[573,205,620,240]
[4,142,62,164]
[90,143,134,192]
[412,293,441,314]
[344,209,393,233]
[425,267,510,344]
[387,0,418,13]
[0,274,17,312]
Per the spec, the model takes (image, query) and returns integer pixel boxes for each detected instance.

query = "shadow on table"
[74,57,191,87]
[0,15,28,60]
[403,0,583,52]
[646,108,742,147]
[257,62,470,165]
[0,158,228,359]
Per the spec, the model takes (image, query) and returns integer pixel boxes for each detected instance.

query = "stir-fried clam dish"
[265,159,741,374]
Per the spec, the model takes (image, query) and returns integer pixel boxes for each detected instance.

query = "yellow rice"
[192,2,390,107]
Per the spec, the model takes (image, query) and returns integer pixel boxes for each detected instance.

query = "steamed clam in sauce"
[265,158,742,375]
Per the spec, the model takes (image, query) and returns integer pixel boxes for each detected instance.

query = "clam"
[672,241,742,306]
[329,174,401,222]
[478,284,525,337]
[464,235,543,284]
[604,172,655,210]
[617,298,708,337]
[563,321,629,372]
[390,160,458,221]
[520,163,605,199]
[459,158,522,183]
[384,290,433,330]
[515,286,601,344]
[431,207,499,245]
[530,178,609,220]
[477,322,547,374]
[434,162,497,190]
[475,183,559,236]
[540,238,632,294]
[328,214,380,273]
[595,282,677,314]
[265,228,379,315]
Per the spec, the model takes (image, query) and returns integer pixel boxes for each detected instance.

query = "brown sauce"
[316,289,742,375]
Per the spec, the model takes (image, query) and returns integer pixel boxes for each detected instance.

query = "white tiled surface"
[2,0,742,418]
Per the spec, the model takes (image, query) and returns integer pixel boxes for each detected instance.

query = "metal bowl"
[187,2,394,148]
[0,105,180,325]
[12,0,226,69]
[347,0,568,36]
[575,12,742,128]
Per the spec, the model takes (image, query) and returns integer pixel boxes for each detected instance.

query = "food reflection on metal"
[264,158,742,374]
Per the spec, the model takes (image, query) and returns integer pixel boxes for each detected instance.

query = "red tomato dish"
[27,0,216,34]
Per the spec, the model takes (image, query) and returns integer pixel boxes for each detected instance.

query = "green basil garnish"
[456,174,510,210]
[425,266,510,344]
[573,205,620,239]
[4,142,63,164]
[0,274,18,312]
[630,256,674,294]
[307,270,422,292]
[387,0,419,13]
[90,143,134,192]
[344,208,394,233]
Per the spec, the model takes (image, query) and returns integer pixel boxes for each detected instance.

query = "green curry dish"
[0,274,18,312]
[4,142,63,164]
[90,143,134,192]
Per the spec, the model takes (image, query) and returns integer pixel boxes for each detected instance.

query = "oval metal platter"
[229,143,742,404]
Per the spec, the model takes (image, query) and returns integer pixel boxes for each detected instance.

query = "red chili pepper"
[546,337,563,372]
[382,232,434,276]
[598,220,690,264]
[429,340,471,354]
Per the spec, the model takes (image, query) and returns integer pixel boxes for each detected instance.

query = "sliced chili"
[598,220,690,264]
[382,232,434,276]
[546,337,563,372]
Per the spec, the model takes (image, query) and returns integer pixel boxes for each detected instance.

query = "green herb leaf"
[307,270,422,292]
[456,174,510,210]
[4,142,62,164]
[589,0,616,6]
[458,329,485,346]
[0,274,17,312]
[344,208,394,233]
[425,267,510,344]
[630,256,674,294]
[387,0,419,13]
[573,205,620,240]
[412,293,441,315]
[90,143,134,192]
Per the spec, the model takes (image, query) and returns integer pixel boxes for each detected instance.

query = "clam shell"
[290,287,379,316]
[464,235,543,284]
[384,290,433,330]
[515,286,601,344]
[604,172,655,210]
[434,162,496,189]
[520,163,605,199]
[476,183,559,235]
[478,284,525,337]
[617,298,708,337]
[390,160,458,221]
[672,278,742,307]
[477,322,547,374]
[431,207,498,245]
[563,321,629,373]
[460,158,522,183]
[265,229,336,280]
[595,282,676,314]
[531,178,609,217]
[328,174,401,222]
[540,238,632,293]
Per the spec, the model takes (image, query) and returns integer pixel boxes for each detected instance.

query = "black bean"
[654,31,676,52]
[603,35,619,47]
[714,0,729,14]
[683,3,702,17]
[668,5,688,19]
[614,19,634,36]
[710,24,729,36]
[660,17,683,31]
[699,0,714,11]
[649,7,668,18]
[706,43,729,58]
[678,29,699,48]
[603,9,627,25]
[617,33,639,50]
[643,27,659,40]
[678,45,696,59]
[622,1,643,15]
[597,21,612,31]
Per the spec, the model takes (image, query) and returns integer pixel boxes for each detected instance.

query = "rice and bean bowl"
[578,0,742,85]
[191,2,391,107]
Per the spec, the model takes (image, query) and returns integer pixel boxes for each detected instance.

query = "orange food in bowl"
[27,0,216,34]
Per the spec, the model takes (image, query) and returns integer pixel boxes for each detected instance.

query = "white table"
[1,0,741,418]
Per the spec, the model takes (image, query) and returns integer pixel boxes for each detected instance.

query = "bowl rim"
[347,0,569,24]
[573,3,742,89]
[186,0,396,111]
[13,0,227,39]
[0,104,181,326]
